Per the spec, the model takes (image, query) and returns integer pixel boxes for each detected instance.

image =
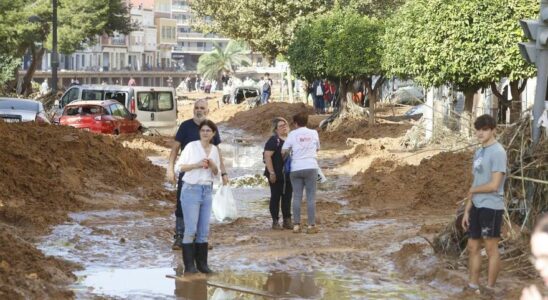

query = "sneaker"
[272,221,282,230]
[306,225,319,234]
[293,224,301,233]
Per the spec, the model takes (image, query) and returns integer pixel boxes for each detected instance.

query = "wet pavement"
[37,126,453,299]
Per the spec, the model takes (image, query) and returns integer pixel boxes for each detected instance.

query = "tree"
[191,0,329,63]
[0,0,136,96]
[382,0,538,114]
[197,40,251,80]
[287,9,384,124]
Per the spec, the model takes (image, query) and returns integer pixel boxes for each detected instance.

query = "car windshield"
[0,100,38,111]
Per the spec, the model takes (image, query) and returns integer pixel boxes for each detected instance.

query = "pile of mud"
[348,151,472,211]
[0,122,168,299]
[226,102,315,136]
[0,122,166,228]
[320,118,411,148]
[0,226,77,299]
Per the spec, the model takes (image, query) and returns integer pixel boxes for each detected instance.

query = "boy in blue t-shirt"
[462,114,507,294]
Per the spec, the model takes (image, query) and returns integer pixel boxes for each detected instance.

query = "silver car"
[0,97,50,123]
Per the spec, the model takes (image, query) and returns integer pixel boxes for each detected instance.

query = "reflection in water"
[175,277,208,300]
[264,272,320,299]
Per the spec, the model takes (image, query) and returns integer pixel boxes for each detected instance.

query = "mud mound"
[320,119,411,148]
[0,122,165,229]
[0,226,77,299]
[0,122,168,298]
[347,151,472,210]
[226,102,315,135]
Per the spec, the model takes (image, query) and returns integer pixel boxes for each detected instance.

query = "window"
[158,92,173,110]
[137,92,173,112]
[105,91,128,106]
[81,106,102,115]
[110,104,125,117]
[82,90,104,100]
[62,88,80,106]
[197,42,204,48]
[64,106,80,116]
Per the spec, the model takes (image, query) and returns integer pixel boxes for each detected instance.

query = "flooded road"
[37,126,454,299]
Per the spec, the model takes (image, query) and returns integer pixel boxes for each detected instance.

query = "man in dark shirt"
[167,99,228,250]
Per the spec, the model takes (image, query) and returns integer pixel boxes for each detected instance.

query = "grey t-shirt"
[471,142,507,210]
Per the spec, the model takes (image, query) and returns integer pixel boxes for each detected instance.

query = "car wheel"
[113,129,120,135]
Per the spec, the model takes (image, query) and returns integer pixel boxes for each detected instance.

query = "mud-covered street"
[0,100,536,299]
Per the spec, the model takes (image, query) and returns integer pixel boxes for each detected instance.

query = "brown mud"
[0,100,537,299]
[0,122,172,299]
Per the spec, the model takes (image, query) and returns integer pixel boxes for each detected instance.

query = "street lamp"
[51,0,58,94]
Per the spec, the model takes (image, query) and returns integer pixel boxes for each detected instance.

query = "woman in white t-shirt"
[174,119,221,274]
[282,112,320,234]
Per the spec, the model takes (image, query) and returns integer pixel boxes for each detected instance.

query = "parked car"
[0,97,50,124]
[58,100,141,134]
[230,86,261,109]
[53,85,177,135]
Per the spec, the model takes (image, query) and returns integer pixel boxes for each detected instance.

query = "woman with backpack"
[264,117,293,230]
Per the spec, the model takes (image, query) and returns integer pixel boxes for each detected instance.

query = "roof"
[66,100,119,107]
[0,97,42,104]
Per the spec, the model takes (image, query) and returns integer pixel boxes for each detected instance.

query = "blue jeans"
[290,169,318,225]
[261,91,271,104]
[181,183,213,244]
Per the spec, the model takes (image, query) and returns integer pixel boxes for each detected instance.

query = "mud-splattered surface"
[0,100,537,299]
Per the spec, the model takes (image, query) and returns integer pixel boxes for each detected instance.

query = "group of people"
[263,112,321,233]
[310,79,336,114]
[165,105,546,299]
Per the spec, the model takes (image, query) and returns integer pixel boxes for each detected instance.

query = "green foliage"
[0,55,21,86]
[0,0,136,57]
[287,9,383,81]
[191,0,329,61]
[338,0,406,18]
[382,0,538,91]
[197,40,251,80]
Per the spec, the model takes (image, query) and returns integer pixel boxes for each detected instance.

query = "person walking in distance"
[264,117,293,230]
[261,73,273,104]
[462,114,507,294]
[174,120,223,274]
[166,99,228,250]
[282,112,321,234]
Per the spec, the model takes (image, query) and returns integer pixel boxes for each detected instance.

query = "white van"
[55,85,177,135]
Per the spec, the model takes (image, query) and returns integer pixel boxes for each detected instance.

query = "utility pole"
[518,0,548,144]
[52,0,59,94]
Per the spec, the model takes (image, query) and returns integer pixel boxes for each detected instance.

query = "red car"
[59,100,142,134]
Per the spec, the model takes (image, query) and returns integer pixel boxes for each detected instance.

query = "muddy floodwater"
[38,127,456,299]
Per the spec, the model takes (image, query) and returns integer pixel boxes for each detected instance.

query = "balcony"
[129,42,144,53]
[101,35,128,47]
[172,4,190,12]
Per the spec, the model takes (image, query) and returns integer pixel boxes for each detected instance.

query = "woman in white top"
[174,119,221,274]
[282,112,320,234]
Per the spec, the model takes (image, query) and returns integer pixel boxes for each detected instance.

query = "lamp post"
[51,0,58,94]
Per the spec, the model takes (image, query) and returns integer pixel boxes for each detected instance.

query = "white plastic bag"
[212,186,238,222]
[317,167,327,183]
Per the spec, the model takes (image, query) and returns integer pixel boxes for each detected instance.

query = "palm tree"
[197,40,251,80]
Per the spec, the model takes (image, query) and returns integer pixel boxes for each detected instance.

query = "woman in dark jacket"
[263,117,293,230]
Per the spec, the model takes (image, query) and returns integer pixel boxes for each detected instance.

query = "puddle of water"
[38,126,453,299]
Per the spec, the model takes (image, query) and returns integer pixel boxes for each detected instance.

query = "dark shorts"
[468,205,503,239]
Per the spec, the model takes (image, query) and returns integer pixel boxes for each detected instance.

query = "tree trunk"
[509,80,525,122]
[463,88,476,114]
[366,76,385,127]
[20,46,45,97]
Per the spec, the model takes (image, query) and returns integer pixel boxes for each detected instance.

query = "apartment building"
[26,0,264,72]
[171,0,230,70]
